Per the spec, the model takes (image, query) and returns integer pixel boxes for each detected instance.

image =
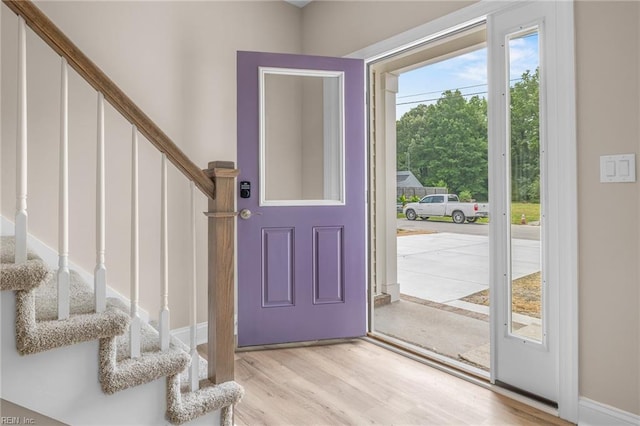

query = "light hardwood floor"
[198,340,573,426]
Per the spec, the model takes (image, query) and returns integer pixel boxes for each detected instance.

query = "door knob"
[239,209,258,220]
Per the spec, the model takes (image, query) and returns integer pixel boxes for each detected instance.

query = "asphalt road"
[397,218,541,241]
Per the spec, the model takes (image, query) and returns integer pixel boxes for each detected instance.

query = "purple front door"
[236,51,366,347]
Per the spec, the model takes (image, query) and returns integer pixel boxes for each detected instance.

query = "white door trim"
[552,2,579,422]
[349,1,578,422]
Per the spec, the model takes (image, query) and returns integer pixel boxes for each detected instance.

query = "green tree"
[510,68,540,202]
[396,90,488,201]
[397,69,540,204]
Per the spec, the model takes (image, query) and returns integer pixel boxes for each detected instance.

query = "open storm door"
[489,1,564,403]
[236,51,366,347]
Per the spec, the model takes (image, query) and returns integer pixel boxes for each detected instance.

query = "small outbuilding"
[396,170,423,188]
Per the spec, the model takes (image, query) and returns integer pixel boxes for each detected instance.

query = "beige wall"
[574,1,640,415]
[300,0,640,417]
[264,73,304,200]
[301,76,325,199]
[1,1,302,327]
[301,1,474,57]
[263,74,326,201]
[2,0,639,417]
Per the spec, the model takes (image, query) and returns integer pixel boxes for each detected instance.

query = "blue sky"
[396,33,539,119]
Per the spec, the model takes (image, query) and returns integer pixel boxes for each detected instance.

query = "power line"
[397,82,487,99]
[396,90,488,106]
[396,74,538,106]
[396,32,538,102]
[397,76,525,103]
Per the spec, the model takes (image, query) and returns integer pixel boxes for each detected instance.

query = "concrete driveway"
[377,222,542,369]
[397,218,541,241]
[397,231,541,304]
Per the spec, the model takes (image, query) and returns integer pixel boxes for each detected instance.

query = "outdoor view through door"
[507,30,543,343]
[373,29,542,376]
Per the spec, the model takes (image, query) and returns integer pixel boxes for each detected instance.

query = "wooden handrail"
[2,0,215,199]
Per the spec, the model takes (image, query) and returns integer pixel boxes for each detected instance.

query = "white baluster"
[188,181,199,391]
[159,154,170,351]
[57,58,70,320]
[130,126,141,359]
[95,92,106,312]
[15,16,28,264]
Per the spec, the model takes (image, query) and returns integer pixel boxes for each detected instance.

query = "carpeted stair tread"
[36,270,111,320]
[148,321,209,390]
[1,237,130,355]
[100,335,190,394]
[1,237,53,292]
[0,259,52,291]
[150,316,245,424]
[178,353,209,394]
[111,299,185,362]
[169,334,244,426]
[3,235,243,423]
[100,298,190,394]
[0,236,38,262]
[17,289,130,355]
[167,377,244,426]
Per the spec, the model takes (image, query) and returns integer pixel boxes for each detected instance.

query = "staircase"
[1,1,243,424]
[1,235,243,424]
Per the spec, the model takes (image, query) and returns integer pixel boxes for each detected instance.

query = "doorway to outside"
[233,0,575,419]
[369,24,543,378]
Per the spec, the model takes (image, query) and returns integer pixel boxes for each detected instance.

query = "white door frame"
[349,1,578,422]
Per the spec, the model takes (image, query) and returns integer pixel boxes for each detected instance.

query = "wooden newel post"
[204,161,239,384]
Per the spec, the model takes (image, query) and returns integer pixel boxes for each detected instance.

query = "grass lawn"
[398,202,541,225]
[511,202,540,224]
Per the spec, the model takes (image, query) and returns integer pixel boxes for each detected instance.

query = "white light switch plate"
[600,154,636,183]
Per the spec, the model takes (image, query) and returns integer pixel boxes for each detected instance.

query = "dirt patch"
[461,271,541,318]
[397,228,437,237]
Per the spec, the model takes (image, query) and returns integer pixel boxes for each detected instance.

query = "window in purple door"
[259,67,345,206]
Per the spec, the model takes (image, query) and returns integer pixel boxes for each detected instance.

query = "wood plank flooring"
[199,340,573,425]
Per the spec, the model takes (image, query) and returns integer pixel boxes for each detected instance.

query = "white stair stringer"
[0,234,244,425]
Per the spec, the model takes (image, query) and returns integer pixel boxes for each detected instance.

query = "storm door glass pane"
[507,29,543,342]
[260,69,344,205]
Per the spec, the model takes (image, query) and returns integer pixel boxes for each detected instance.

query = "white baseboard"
[1,215,150,323]
[171,322,209,347]
[579,398,640,425]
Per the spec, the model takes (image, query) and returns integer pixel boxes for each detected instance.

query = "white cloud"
[430,49,488,85]
[454,62,488,84]
[396,34,539,118]
[508,36,539,78]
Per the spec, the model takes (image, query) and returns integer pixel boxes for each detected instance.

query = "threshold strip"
[363,333,560,417]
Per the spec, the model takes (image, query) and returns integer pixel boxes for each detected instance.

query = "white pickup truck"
[403,194,489,224]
